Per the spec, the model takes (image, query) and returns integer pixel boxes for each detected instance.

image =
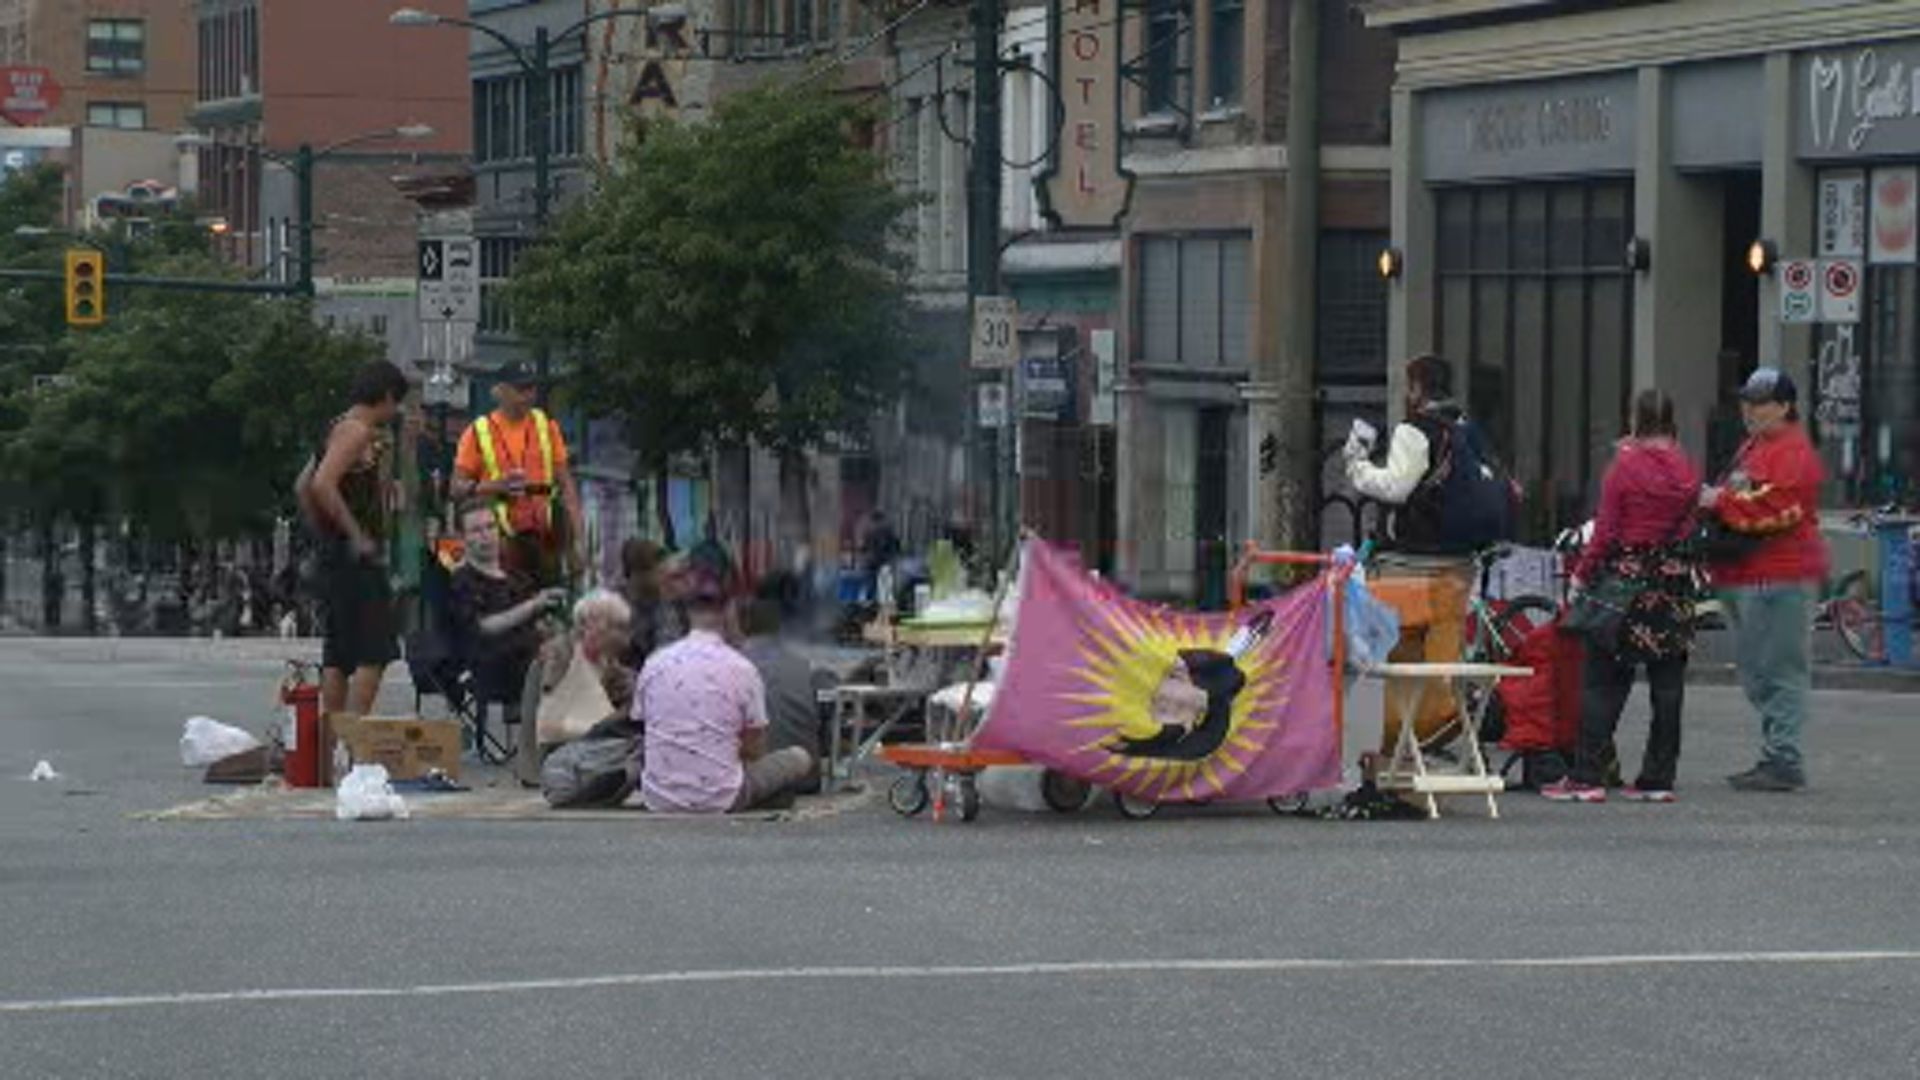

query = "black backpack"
[1423,419,1517,551]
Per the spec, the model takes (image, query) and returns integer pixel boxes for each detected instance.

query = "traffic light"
[65,249,105,327]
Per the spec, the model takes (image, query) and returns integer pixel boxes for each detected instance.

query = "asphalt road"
[3,637,1919,1079]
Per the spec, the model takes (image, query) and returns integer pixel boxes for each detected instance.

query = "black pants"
[1572,649,1685,789]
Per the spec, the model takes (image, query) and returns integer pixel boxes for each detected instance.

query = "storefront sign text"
[1041,0,1130,228]
[1468,95,1614,158]
[1799,43,1920,159]
[1816,325,1863,441]
[1421,72,1637,183]
[0,66,60,127]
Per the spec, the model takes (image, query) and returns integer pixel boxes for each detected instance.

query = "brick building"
[1114,0,1397,603]
[0,0,196,134]
[190,0,469,280]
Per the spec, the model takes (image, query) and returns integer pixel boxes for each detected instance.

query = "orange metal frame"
[1228,543,1352,744]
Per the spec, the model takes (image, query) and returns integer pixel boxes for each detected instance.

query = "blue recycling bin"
[1877,517,1918,668]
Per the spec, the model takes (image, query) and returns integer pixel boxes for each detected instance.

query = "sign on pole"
[417,236,478,323]
[1819,257,1862,324]
[1779,258,1817,324]
[970,295,1018,369]
[977,383,1008,428]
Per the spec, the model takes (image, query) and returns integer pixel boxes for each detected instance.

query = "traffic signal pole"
[0,267,300,296]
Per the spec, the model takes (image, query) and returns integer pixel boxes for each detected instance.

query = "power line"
[793,0,936,88]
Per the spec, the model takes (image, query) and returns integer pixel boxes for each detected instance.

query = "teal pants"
[1724,584,1815,774]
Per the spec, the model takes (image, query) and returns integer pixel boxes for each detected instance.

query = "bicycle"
[1814,506,1919,663]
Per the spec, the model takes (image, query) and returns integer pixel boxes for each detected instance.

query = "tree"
[510,85,921,543]
[0,167,383,588]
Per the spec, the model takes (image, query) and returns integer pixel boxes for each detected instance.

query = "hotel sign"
[1039,0,1131,229]
[1421,72,1637,183]
[1799,41,1920,159]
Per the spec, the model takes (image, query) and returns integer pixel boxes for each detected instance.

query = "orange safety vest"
[473,408,556,537]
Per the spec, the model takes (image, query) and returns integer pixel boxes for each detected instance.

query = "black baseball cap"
[1738,367,1798,404]
[495,360,539,388]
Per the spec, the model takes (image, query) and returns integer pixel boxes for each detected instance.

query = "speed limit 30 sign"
[970,296,1018,369]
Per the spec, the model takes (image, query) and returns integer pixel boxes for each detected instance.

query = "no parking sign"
[1819,258,1862,324]
[1780,259,1817,324]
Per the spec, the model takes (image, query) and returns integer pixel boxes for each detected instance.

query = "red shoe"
[1540,778,1606,803]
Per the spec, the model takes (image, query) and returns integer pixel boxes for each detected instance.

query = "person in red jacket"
[1701,368,1829,792]
[1544,390,1702,804]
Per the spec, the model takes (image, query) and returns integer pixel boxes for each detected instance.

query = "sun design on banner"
[1060,605,1292,802]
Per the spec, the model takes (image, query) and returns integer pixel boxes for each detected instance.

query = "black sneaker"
[1727,763,1805,792]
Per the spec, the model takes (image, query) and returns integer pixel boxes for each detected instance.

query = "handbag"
[1563,571,1639,651]
[1687,514,1762,562]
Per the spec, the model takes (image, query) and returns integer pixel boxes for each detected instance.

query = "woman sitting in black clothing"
[450,502,567,721]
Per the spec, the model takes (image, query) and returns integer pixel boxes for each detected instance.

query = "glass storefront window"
[1433,181,1635,539]
[1812,167,1920,509]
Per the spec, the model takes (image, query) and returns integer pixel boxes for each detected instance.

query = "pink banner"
[976,543,1341,803]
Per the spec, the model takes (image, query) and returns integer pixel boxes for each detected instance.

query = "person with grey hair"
[516,587,637,786]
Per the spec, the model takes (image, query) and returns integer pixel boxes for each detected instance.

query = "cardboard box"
[326,714,462,781]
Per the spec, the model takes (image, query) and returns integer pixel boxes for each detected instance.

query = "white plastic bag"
[28,760,60,782]
[334,764,410,821]
[180,717,264,767]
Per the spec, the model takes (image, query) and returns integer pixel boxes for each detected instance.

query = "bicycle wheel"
[1830,571,1886,663]
[1476,596,1557,663]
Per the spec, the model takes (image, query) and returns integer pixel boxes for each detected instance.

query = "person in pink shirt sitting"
[635,566,816,812]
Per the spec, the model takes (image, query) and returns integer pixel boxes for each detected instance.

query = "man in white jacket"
[1344,354,1476,753]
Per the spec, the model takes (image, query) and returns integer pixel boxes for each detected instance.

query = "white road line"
[5,950,1920,1015]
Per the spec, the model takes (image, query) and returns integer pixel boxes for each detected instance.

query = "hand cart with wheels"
[881,541,1357,823]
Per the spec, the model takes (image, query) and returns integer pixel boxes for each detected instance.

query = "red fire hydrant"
[279,663,322,788]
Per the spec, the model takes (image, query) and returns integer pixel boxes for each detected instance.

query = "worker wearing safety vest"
[451,360,585,587]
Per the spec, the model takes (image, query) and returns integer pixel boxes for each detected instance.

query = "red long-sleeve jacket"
[1573,438,1701,582]
[1708,422,1829,587]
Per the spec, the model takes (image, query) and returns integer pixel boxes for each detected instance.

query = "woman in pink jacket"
[1544,390,1702,804]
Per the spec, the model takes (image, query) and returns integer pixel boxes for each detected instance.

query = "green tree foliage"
[0,167,383,542]
[510,85,920,472]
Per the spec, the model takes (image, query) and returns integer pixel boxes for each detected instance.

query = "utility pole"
[968,0,1006,560]
[1277,0,1320,551]
[294,143,315,296]
[529,26,555,394]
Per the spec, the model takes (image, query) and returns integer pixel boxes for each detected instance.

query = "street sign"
[417,236,478,323]
[977,383,1008,428]
[1820,257,1862,324]
[0,67,60,128]
[1780,258,1817,324]
[970,296,1018,369]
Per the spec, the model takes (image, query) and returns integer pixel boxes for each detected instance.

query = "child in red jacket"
[1702,368,1829,792]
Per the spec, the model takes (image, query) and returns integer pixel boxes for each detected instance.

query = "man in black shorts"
[296,361,410,716]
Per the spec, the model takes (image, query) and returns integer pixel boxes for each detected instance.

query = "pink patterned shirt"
[636,629,768,812]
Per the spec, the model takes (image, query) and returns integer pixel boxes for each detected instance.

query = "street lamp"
[179,125,435,294]
[392,4,672,387]
[280,124,435,296]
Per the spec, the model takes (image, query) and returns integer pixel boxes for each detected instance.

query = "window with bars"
[86,102,145,130]
[1207,0,1244,110]
[1135,233,1252,370]
[480,237,528,334]
[1318,230,1388,382]
[87,19,144,76]
[1433,182,1634,537]
[1142,0,1186,117]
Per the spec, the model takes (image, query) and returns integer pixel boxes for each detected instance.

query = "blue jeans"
[1725,584,1815,773]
